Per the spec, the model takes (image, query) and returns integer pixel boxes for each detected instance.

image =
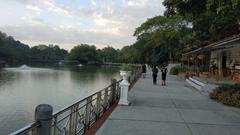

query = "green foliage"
[0,31,30,62]
[31,45,67,61]
[99,46,120,63]
[118,46,140,63]
[120,64,132,71]
[170,65,188,75]
[0,31,68,63]
[170,66,180,75]
[133,15,186,64]
[210,84,240,108]
[67,44,99,63]
[163,0,240,47]
[218,84,240,91]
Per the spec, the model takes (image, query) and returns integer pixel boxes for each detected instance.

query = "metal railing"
[11,66,142,135]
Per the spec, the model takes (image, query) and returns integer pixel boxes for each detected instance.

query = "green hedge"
[170,66,187,75]
[209,84,240,108]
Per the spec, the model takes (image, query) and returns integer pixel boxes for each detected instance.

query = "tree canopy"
[31,45,67,62]
[67,44,99,63]
[125,0,240,64]
[0,31,68,63]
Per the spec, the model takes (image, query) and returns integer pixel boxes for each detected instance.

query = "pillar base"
[118,100,130,106]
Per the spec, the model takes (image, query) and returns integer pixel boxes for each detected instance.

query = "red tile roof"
[203,33,240,49]
[183,33,240,56]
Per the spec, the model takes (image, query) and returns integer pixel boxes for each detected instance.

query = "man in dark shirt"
[152,65,158,85]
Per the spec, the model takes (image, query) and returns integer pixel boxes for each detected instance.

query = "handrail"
[52,80,122,117]
[10,122,40,135]
[10,66,142,135]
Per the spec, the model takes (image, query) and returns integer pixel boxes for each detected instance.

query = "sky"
[0,0,165,50]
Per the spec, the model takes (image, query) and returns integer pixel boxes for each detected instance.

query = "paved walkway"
[96,74,240,135]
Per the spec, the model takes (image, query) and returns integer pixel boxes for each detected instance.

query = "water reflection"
[0,65,120,135]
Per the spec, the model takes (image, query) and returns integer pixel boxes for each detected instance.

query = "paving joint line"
[167,87,195,135]
[107,118,240,126]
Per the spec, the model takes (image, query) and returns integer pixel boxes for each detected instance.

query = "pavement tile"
[188,124,240,135]
[109,106,184,123]
[96,119,192,135]
[178,109,240,125]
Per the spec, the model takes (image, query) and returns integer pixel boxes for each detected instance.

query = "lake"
[0,64,120,135]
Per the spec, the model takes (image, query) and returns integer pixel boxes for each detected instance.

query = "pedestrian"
[196,59,201,76]
[142,64,147,78]
[161,65,167,86]
[152,64,158,85]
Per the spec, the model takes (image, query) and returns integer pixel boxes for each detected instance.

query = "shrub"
[120,64,132,71]
[170,66,187,75]
[170,66,180,75]
[209,83,240,108]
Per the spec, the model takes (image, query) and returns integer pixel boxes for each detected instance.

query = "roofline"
[183,33,240,56]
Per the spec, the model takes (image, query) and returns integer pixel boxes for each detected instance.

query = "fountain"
[20,64,29,69]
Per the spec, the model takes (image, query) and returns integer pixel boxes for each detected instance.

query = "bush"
[120,64,132,71]
[170,66,180,75]
[170,66,187,75]
[209,83,240,108]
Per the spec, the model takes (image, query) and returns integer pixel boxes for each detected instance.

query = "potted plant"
[120,64,132,82]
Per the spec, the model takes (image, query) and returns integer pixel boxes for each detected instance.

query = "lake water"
[0,65,120,135]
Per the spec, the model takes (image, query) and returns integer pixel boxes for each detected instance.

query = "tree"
[67,44,99,63]
[134,15,187,63]
[163,0,240,46]
[0,31,31,62]
[206,0,240,38]
[99,46,119,63]
[30,45,67,61]
[118,46,140,63]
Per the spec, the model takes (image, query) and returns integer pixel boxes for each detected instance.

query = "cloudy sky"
[0,0,165,50]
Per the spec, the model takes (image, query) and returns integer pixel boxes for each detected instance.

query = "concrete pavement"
[96,74,240,135]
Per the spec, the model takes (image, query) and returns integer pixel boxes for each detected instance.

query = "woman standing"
[142,64,147,78]
[152,65,158,85]
[161,65,167,86]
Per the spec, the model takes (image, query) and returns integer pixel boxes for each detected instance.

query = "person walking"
[142,64,147,78]
[161,65,167,86]
[152,65,158,85]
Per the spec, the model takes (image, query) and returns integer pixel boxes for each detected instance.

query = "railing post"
[84,97,92,131]
[96,92,101,118]
[103,89,108,111]
[69,106,76,135]
[110,79,117,104]
[35,104,53,135]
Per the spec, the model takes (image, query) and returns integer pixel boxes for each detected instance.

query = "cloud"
[0,0,165,50]
[21,16,44,25]
[0,24,134,50]
[41,0,70,14]
[75,7,94,17]
[26,5,41,14]
[92,12,122,26]
[14,0,31,4]
[91,0,97,6]
[124,0,148,7]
